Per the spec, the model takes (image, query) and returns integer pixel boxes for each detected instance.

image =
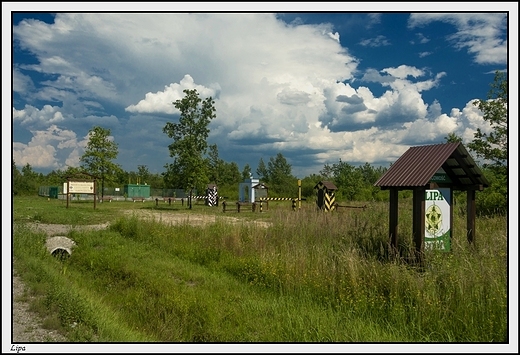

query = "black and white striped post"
[206,185,218,206]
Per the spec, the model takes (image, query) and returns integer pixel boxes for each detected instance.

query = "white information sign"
[68,181,95,194]
[425,188,451,251]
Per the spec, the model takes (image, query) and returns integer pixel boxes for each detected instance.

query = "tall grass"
[12,198,508,342]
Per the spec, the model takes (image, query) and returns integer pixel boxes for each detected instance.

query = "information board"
[425,188,451,251]
[68,181,95,194]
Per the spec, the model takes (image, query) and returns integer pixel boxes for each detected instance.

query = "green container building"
[124,184,150,198]
[49,186,59,199]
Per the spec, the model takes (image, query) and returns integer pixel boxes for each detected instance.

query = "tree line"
[13,72,507,215]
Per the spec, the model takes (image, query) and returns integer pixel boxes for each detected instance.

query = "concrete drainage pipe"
[46,236,76,258]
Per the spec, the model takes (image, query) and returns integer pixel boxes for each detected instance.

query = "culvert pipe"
[46,236,76,258]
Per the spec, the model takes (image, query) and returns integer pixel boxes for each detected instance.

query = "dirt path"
[11,268,68,343]
[11,222,109,344]
[121,209,271,228]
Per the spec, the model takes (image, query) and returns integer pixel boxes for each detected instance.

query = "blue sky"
[7,3,517,180]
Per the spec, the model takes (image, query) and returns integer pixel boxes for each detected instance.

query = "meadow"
[11,195,508,343]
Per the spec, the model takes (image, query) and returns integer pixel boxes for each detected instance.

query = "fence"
[39,186,190,200]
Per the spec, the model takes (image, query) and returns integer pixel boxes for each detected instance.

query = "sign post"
[66,179,97,209]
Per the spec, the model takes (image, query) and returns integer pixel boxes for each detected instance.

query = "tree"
[220,161,241,186]
[45,169,67,186]
[137,165,150,185]
[331,160,364,201]
[468,70,508,173]
[80,126,122,199]
[241,163,252,181]
[444,133,463,143]
[467,71,508,216]
[267,153,294,196]
[319,163,334,180]
[207,144,222,185]
[163,89,216,208]
[12,160,23,195]
[256,158,269,182]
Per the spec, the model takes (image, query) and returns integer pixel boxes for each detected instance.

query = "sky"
[7,4,517,181]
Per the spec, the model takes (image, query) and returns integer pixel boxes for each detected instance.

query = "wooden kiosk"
[374,142,489,263]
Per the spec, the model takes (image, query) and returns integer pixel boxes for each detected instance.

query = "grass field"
[11,195,510,347]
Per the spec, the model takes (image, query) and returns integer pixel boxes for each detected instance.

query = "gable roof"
[374,142,490,189]
[314,181,338,191]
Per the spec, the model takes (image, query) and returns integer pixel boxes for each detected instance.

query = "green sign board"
[424,188,451,251]
[430,172,452,183]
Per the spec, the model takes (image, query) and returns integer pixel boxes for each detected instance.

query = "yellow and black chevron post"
[324,192,336,211]
[314,181,338,212]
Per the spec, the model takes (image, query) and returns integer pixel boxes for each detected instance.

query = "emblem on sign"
[425,204,442,235]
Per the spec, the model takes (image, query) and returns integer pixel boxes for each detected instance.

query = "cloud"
[13,105,67,127]
[12,125,83,169]
[382,65,424,79]
[328,31,340,42]
[359,35,391,47]
[277,88,312,106]
[415,32,430,44]
[125,75,221,114]
[408,13,507,65]
[10,12,503,177]
[12,68,35,94]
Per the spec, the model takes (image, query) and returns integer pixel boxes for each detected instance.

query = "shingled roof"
[374,142,490,189]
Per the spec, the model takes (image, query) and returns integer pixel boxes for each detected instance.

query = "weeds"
[12,197,508,342]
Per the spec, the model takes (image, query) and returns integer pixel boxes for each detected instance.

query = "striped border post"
[315,182,336,212]
[206,187,218,206]
[324,192,336,212]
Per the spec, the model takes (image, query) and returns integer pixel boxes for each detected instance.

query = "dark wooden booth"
[374,142,489,263]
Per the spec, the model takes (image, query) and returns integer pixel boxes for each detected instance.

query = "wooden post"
[389,189,399,252]
[412,187,425,264]
[298,179,302,209]
[449,188,454,249]
[467,189,476,244]
[93,179,96,210]
[66,180,70,209]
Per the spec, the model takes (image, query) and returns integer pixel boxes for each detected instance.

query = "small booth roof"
[374,142,490,189]
[314,181,338,190]
[252,183,269,189]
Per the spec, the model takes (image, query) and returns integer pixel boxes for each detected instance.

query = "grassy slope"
[11,196,509,343]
